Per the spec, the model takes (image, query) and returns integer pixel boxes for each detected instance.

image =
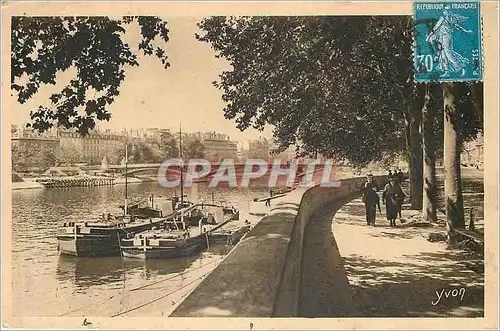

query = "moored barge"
[56,195,177,257]
[119,203,240,259]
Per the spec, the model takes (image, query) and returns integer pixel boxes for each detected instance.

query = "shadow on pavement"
[300,195,484,318]
[300,197,362,317]
[343,252,484,317]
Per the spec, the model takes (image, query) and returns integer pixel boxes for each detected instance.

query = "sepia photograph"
[1,1,498,330]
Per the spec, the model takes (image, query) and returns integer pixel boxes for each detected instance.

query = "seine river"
[10,167,483,317]
[11,180,272,317]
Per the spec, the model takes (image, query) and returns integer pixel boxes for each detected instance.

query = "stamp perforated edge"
[412,0,484,84]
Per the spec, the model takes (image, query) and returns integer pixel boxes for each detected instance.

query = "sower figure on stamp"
[383,177,405,227]
[425,5,473,77]
[362,173,380,226]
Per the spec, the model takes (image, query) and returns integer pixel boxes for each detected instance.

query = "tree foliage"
[110,140,160,164]
[59,144,84,164]
[12,142,59,171]
[198,16,482,167]
[11,16,170,135]
[157,132,179,160]
[184,139,206,159]
[197,16,413,166]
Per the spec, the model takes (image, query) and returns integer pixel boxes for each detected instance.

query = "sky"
[11,17,274,146]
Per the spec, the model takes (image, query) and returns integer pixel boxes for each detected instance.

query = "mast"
[179,124,184,206]
[124,143,128,216]
[179,124,185,228]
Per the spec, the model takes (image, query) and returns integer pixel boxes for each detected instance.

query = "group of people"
[388,169,404,183]
[362,170,406,227]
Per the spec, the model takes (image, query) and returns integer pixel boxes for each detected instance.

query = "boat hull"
[121,241,203,260]
[57,219,167,257]
[58,234,120,257]
[209,226,250,246]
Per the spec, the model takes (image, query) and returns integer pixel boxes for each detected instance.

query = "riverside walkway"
[172,170,485,318]
[171,170,380,317]
[300,198,484,317]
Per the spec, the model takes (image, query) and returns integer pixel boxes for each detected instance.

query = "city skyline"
[11,122,280,169]
[10,17,274,144]
[11,122,273,151]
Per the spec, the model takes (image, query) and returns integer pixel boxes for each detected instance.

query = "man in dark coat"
[362,173,381,225]
[395,169,405,217]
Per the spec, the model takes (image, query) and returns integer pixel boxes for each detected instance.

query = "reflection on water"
[56,252,208,289]
[57,256,128,289]
[12,181,270,316]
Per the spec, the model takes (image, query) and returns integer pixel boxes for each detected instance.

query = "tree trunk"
[403,105,423,210]
[422,83,437,222]
[443,82,465,246]
[471,82,483,124]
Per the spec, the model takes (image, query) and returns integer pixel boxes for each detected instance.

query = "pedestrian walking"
[266,189,273,207]
[397,169,404,184]
[394,169,405,217]
[396,193,405,219]
[382,177,405,227]
[362,173,380,225]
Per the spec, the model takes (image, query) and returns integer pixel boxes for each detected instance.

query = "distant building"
[181,131,203,145]
[11,124,240,167]
[179,131,237,160]
[57,129,85,164]
[57,128,125,165]
[143,128,172,143]
[11,124,60,171]
[201,132,238,160]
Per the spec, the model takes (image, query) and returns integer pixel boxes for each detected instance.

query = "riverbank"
[112,177,144,185]
[171,169,484,318]
[11,180,45,190]
[11,176,145,190]
[171,188,308,317]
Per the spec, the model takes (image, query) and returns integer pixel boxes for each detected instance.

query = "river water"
[10,167,483,317]
[11,180,272,317]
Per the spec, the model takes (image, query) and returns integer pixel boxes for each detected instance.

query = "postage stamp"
[414,1,482,82]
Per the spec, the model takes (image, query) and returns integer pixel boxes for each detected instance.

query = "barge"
[56,195,177,257]
[119,203,241,259]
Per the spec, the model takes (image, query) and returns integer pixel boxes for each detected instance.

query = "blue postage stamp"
[414,1,482,82]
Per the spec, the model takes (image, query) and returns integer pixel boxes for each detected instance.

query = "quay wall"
[11,180,45,190]
[171,175,387,317]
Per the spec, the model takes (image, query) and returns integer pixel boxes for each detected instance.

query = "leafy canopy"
[197,16,411,166]
[12,142,59,170]
[157,132,180,160]
[11,16,170,135]
[197,16,482,166]
[184,139,206,159]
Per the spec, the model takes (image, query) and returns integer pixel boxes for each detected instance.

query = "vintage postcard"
[1,1,498,330]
